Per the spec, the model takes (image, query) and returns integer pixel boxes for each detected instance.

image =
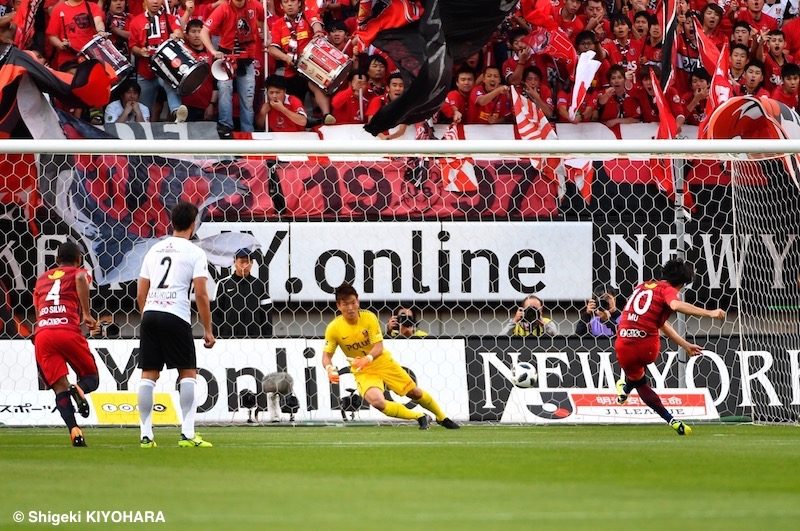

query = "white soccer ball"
[512,361,538,388]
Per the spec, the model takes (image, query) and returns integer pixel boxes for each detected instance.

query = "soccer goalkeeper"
[322,283,459,429]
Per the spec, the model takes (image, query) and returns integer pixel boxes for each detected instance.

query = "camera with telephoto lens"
[397,313,416,327]
[594,295,607,312]
[522,306,540,324]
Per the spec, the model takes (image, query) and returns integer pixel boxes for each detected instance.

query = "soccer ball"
[512,362,538,388]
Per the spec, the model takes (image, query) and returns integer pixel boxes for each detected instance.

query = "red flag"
[692,17,720,77]
[510,86,555,141]
[524,27,579,71]
[699,42,733,138]
[439,123,478,193]
[649,68,695,211]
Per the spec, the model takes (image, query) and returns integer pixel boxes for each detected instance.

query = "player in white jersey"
[136,201,215,449]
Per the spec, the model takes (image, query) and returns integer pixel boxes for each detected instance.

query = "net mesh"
[0,145,798,425]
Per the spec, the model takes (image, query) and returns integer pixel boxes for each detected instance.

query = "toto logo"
[618,328,647,338]
[101,402,167,413]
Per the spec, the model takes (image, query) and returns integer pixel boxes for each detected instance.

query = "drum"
[296,36,353,95]
[80,35,133,87]
[150,39,209,96]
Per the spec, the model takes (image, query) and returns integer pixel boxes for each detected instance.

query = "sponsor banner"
[2,336,798,425]
[196,221,593,302]
[465,336,800,421]
[498,389,717,423]
[0,338,469,426]
[0,391,58,426]
[92,392,179,426]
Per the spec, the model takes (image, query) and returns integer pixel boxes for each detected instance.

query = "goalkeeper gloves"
[351,354,373,371]
[326,365,339,384]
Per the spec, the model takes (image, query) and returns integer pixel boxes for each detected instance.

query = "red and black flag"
[657,0,678,89]
[365,0,516,135]
[0,45,111,137]
[39,110,250,285]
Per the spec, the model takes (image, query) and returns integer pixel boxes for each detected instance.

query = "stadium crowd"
[5,0,800,137]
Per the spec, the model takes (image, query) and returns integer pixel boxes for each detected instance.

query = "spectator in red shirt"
[597,64,642,136]
[734,0,778,34]
[575,30,611,90]
[183,19,217,122]
[521,65,554,118]
[364,53,388,101]
[46,0,106,69]
[731,20,753,49]
[699,4,726,51]
[201,0,265,133]
[256,74,309,131]
[269,0,335,126]
[468,65,512,124]
[632,65,682,124]
[757,29,793,91]
[738,60,770,97]
[327,19,350,53]
[680,67,711,127]
[603,14,644,72]
[440,66,475,123]
[553,0,585,41]
[582,0,611,43]
[729,43,750,87]
[502,28,534,87]
[770,63,800,110]
[631,10,650,42]
[641,14,663,66]
[129,0,185,121]
[331,70,370,124]
[366,72,407,139]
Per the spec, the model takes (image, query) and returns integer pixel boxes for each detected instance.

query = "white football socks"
[179,377,197,439]
[138,379,157,440]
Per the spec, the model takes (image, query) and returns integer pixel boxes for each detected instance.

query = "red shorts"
[614,337,660,381]
[34,329,97,387]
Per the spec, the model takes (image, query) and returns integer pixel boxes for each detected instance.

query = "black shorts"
[139,311,196,371]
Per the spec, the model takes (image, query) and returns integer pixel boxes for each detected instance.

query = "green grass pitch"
[1,424,798,530]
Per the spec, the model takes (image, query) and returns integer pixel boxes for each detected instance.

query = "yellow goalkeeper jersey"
[323,310,387,360]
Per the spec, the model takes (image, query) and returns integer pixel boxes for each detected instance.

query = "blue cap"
[235,248,252,259]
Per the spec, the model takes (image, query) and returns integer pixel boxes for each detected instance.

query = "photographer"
[502,295,558,337]
[576,290,621,337]
[385,306,428,338]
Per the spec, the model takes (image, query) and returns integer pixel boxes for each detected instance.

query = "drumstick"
[60,11,71,51]
[358,87,364,123]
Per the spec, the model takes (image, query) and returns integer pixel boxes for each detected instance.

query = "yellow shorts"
[353,353,416,397]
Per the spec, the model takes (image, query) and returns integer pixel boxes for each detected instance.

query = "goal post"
[0,138,798,426]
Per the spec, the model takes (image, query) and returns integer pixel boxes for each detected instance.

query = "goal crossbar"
[6,139,800,158]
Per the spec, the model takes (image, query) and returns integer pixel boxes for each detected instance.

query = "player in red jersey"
[614,258,725,435]
[33,241,98,447]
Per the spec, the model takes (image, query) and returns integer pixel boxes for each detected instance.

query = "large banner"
[1,336,797,425]
[196,221,593,302]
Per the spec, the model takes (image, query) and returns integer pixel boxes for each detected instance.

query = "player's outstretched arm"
[669,300,726,320]
[193,277,215,349]
[660,322,703,357]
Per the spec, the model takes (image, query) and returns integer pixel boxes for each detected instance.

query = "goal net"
[0,137,797,426]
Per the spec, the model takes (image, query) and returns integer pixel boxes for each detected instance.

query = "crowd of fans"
[7,0,800,136]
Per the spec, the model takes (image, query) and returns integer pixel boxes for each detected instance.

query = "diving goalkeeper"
[322,283,459,429]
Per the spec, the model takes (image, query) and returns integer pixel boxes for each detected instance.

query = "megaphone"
[211,58,234,81]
